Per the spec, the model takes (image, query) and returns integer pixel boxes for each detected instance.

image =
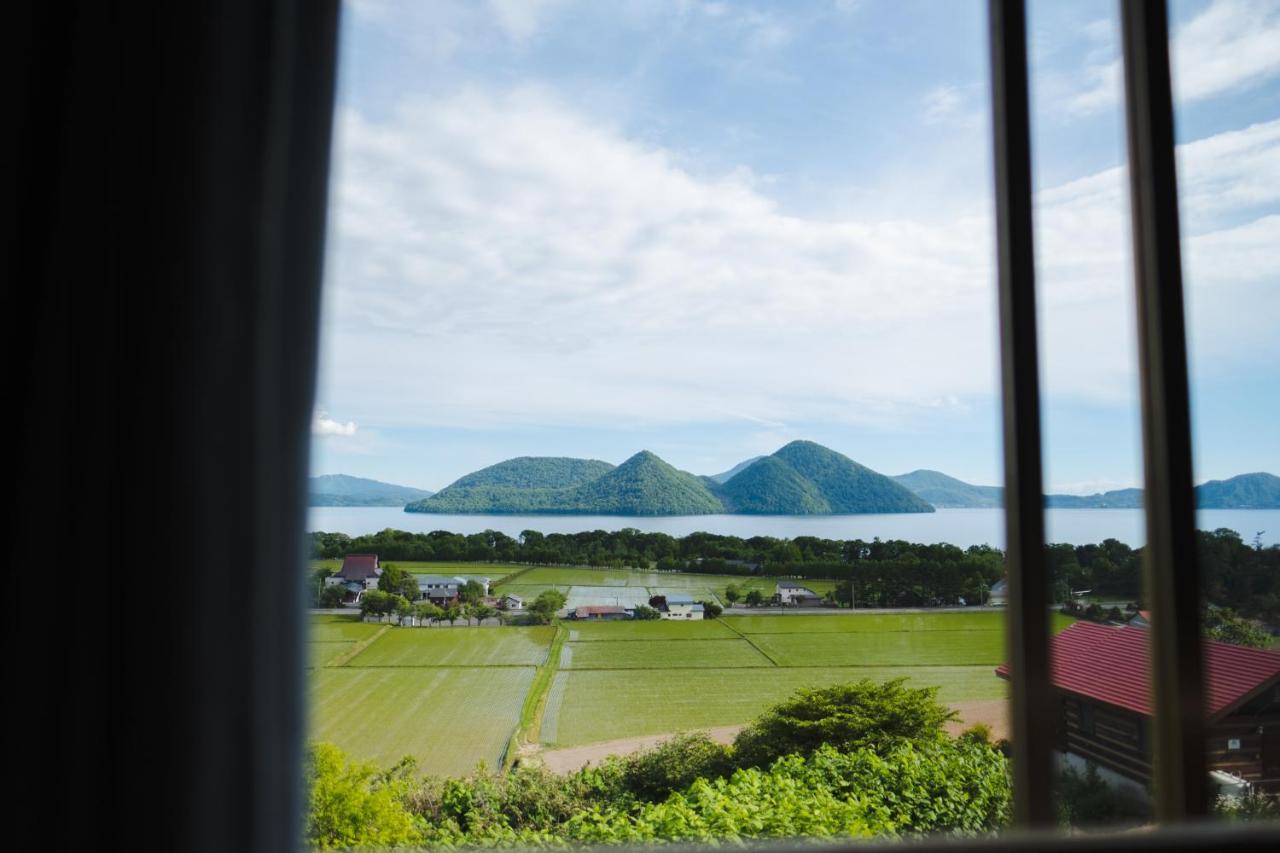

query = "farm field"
[310,666,535,775]
[539,665,1000,747]
[347,626,554,667]
[311,560,520,580]
[309,610,1075,774]
[561,637,772,669]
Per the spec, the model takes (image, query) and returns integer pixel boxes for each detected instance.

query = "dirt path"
[943,699,1009,741]
[538,726,743,774]
[533,699,1009,774]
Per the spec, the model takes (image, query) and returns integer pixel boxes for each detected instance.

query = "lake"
[306,506,1280,547]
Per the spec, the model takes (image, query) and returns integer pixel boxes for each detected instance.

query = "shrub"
[617,732,734,802]
[1054,762,1149,828]
[733,678,957,769]
[304,742,422,849]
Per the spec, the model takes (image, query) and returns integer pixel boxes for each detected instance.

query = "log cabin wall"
[1061,695,1152,783]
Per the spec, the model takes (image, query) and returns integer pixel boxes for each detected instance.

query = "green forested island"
[406,441,933,516]
[891,470,1280,510]
[309,474,433,507]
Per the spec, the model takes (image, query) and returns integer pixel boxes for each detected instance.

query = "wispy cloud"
[1064,0,1280,116]
[320,88,1279,434]
[313,412,359,437]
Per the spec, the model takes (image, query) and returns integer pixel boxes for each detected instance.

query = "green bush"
[1055,762,1149,828]
[617,732,734,802]
[304,742,423,849]
[733,678,957,769]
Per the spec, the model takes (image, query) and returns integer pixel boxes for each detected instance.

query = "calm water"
[306,506,1280,548]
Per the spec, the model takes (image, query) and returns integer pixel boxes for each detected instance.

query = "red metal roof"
[996,621,1280,720]
[337,553,380,581]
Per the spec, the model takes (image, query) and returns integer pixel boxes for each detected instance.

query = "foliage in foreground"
[305,679,1011,849]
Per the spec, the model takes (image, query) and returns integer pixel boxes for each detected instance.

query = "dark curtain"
[12,1,339,848]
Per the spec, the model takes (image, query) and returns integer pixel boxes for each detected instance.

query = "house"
[573,605,628,621]
[987,579,1007,606]
[776,580,822,607]
[417,575,461,604]
[996,621,1280,793]
[323,554,382,602]
[500,593,524,611]
[661,595,704,620]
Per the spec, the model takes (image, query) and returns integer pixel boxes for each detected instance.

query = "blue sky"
[312,0,1279,494]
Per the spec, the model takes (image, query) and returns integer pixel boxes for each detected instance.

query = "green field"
[347,627,554,667]
[539,665,1001,746]
[310,667,535,775]
[561,637,773,669]
[310,609,1070,773]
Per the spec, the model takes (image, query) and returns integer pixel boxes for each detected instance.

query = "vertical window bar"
[988,0,1054,827]
[1118,0,1207,821]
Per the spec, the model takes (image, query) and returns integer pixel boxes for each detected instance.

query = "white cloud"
[319,90,1280,432]
[487,0,564,43]
[313,412,359,437]
[920,85,965,124]
[1065,0,1280,116]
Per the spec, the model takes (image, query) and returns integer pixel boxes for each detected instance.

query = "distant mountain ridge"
[406,441,933,516]
[309,474,433,507]
[890,470,1280,509]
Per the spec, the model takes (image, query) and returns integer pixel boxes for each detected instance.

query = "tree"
[377,564,419,601]
[472,603,498,625]
[732,678,957,770]
[414,601,441,626]
[723,584,741,606]
[632,605,661,621]
[442,603,462,626]
[744,589,764,607]
[460,579,485,604]
[1203,607,1271,648]
[319,584,347,608]
[311,567,334,604]
[699,600,723,619]
[529,590,568,624]
[305,743,421,849]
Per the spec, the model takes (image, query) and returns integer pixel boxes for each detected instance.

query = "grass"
[310,560,519,578]
[346,626,555,667]
[539,665,1004,747]
[493,568,836,606]
[310,615,386,642]
[561,638,774,669]
[567,619,740,641]
[310,667,535,776]
[748,629,1003,667]
[309,641,356,669]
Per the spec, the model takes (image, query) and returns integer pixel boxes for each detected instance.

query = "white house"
[988,579,1008,606]
[776,580,820,606]
[500,593,524,611]
[661,595,704,620]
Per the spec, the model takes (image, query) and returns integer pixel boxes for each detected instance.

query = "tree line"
[309,526,1280,621]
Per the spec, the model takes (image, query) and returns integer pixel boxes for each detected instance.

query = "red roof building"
[997,621,1280,789]
[335,554,381,582]
[573,605,628,621]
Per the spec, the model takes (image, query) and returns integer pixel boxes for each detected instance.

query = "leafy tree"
[318,584,346,608]
[528,590,568,624]
[631,605,660,621]
[377,564,419,601]
[723,584,741,606]
[744,589,764,607]
[647,594,667,610]
[1203,607,1271,648]
[699,600,723,619]
[359,589,393,619]
[733,678,956,770]
[413,601,442,626]
[616,733,732,802]
[442,603,462,626]
[311,567,334,603]
[471,603,498,625]
[305,742,422,849]
[460,579,486,604]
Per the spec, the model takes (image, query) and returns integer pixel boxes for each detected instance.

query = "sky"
[311,0,1280,494]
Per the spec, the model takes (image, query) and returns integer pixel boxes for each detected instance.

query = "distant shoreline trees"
[310,526,1280,622]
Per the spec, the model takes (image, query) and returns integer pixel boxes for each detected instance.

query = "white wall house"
[661,595,704,620]
[776,580,819,605]
[987,580,1007,606]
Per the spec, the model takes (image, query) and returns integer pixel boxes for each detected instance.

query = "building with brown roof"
[997,621,1280,793]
